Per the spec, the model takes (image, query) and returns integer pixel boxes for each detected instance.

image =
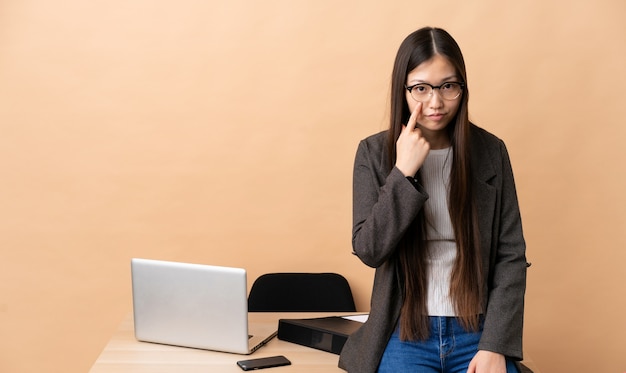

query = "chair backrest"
[247,273,356,312]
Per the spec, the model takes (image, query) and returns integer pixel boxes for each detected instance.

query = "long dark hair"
[387,27,483,341]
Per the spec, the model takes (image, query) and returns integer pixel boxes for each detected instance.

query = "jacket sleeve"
[478,140,527,361]
[351,138,428,268]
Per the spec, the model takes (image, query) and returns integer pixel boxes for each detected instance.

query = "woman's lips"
[427,113,445,121]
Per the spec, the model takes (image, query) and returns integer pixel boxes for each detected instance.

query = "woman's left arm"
[478,139,527,361]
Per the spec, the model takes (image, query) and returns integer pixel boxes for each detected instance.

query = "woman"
[338,27,527,373]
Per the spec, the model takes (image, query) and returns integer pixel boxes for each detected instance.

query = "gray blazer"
[339,125,527,372]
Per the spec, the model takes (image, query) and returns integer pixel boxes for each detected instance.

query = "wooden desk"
[90,312,541,373]
[89,312,351,373]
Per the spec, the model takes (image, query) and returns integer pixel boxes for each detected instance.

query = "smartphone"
[236,355,291,371]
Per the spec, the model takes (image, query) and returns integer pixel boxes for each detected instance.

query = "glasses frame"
[405,81,466,102]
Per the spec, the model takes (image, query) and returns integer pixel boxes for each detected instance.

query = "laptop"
[131,258,277,354]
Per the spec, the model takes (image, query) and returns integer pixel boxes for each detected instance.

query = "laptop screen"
[131,258,252,353]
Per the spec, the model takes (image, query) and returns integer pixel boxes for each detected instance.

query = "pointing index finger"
[406,102,422,131]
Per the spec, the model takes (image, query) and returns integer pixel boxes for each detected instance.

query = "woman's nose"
[427,90,444,107]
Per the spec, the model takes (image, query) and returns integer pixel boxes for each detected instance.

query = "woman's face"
[405,54,462,139]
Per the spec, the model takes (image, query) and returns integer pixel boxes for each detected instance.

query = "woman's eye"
[441,83,453,90]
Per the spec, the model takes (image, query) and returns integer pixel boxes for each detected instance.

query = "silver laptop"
[131,258,277,354]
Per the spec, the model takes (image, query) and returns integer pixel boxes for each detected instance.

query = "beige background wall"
[1,1,625,372]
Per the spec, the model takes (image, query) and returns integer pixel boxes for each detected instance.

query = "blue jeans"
[378,317,519,373]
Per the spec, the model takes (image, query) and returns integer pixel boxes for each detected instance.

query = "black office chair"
[247,272,357,312]
[519,363,534,373]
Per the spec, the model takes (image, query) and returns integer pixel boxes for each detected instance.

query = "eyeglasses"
[405,82,465,102]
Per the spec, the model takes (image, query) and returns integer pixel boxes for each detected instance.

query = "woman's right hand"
[395,102,430,177]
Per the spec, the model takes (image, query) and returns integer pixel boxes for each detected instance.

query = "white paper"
[342,314,369,323]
